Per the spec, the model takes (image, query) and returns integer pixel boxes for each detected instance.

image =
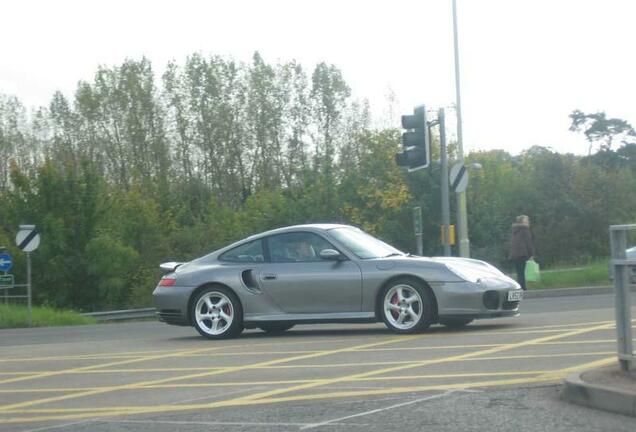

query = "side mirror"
[319,249,342,261]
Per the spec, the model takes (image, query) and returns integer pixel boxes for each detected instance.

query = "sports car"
[153,224,522,339]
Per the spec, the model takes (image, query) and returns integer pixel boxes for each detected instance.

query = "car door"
[259,231,362,314]
[218,238,267,293]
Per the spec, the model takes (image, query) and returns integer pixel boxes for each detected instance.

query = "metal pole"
[27,252,32,327]
[439,108,451,256]
[610,226,634,371]
[414,206,423,256]
[0,246,6,304]
[452,0,470,257]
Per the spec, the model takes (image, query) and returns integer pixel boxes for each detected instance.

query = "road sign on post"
[16,225,40,252]
[15,225,39,327]
[0,253,12,272]
[450,162,469,193]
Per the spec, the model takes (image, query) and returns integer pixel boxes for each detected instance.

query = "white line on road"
[300,389,479,430]
[18,420,91,432]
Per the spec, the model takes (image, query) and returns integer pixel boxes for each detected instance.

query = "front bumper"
[435,278,522,319]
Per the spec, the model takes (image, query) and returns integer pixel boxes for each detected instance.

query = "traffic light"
[396,106,430,171]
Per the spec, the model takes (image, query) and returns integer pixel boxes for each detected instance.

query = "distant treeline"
[0,53,635,311]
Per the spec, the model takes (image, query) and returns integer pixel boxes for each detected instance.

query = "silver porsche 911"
[153,224,523,339]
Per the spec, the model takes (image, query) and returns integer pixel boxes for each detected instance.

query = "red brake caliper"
[222,304,232,321]
[390,293,399,319]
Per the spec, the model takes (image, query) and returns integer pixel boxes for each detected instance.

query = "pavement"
[551,285,636,417]
[561,364,636,417]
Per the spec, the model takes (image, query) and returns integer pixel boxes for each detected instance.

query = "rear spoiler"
[159,262,185,274]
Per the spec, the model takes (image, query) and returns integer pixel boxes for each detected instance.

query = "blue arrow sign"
[0,253,12,272]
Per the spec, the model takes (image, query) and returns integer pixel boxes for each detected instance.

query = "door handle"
[263,273,277,280]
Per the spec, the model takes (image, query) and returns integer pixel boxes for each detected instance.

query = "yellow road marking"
[0,320,621,423]
[0,339,622,376]
[0,350,614,376]
[0,381,583,416]
[0,370,561,393]
[0,336,356,363]
[226,322,614,404]
[0,357,616,423]
[0,334,372,385]
[228,351,615,369]
[0,320,617,364]
[0,351,184,363]
[0,334,421,413]
[538,339,618,345]
[0,322,612,420]
[0,368,229,375]
[0,346,219,386]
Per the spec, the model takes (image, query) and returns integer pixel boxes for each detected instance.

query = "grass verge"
[0,304,97,329]
[527,259,611,290]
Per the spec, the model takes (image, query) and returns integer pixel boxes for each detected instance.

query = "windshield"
[329,227,404,259]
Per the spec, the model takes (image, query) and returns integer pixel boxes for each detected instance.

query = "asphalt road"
[1,294,635,432]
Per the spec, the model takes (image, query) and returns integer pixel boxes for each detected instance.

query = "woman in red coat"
[509,215,535,290]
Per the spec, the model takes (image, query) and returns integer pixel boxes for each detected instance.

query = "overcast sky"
[1,0,634,155]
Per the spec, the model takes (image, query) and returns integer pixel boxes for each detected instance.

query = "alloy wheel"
[383,284,423,330]
[194,291,234,336]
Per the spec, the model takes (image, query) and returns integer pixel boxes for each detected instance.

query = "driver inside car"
[291,240,317,261]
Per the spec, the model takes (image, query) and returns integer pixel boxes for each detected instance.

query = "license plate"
[508,290,523,301]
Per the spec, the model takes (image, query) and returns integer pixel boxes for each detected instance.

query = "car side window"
[219,239,264,263]
[268,232,335,263]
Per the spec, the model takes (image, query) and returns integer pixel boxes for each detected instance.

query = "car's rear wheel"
[258,323,295,334]
[439,318,473,328]
[380,278,434,334]
[191,286,243,339]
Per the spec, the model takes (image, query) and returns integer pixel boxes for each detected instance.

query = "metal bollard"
[610,225,635,371]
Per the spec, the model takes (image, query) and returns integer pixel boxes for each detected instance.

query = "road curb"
[560,371,636,417]
[524,285,635,299]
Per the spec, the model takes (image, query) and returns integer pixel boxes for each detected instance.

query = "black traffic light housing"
[396,106,430,171]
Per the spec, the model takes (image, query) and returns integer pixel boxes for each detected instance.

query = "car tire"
[258,323,295,334]
[380,278,435,334]
[190,286,244,339]
[439,318,473,328]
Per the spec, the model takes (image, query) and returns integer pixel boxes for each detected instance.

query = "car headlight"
[445,263,480,283]
[479,261,507,277]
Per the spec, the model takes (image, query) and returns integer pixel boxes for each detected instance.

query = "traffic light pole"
[452,0,470,257]
[439,108,451,256]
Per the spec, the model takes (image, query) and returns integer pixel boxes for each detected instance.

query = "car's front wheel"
[380,278,434,334]
[191,286,243,339]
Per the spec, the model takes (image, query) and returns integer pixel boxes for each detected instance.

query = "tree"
[569,110,636,154]
[339,130,411,248]
[0,95,33,191]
